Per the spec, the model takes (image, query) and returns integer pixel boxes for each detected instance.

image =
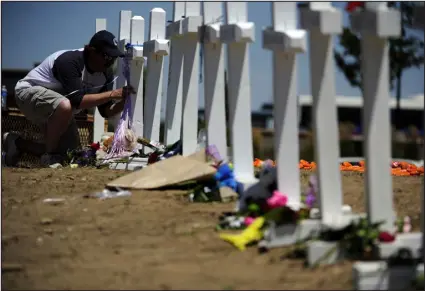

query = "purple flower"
[81,149,93,159]
[309,175,318,194]
[262,159,274,169]
[305,192,316,208]
[304,174,317,208]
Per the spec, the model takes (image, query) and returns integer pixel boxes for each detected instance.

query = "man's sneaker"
[2,132,21,167]
[40,154,64,169]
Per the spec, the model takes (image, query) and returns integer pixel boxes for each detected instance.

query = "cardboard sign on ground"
[187,149,207,163]
[106,154,216,190]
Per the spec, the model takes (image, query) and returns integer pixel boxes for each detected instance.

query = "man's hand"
[100,86,135,117]
[104,100,126,117]
[110,86,135,100]
[80,86,135,111]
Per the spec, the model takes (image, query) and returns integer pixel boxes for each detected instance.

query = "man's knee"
[15,87,72,126]
[52,99,73,121]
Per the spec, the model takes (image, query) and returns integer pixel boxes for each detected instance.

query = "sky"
[2,1,424,112]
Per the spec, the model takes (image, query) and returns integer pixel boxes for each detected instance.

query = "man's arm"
[52,51,115,110]
[97,68,126,118]
[99,100,126,118]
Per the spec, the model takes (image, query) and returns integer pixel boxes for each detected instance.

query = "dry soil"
[1,167,423,290]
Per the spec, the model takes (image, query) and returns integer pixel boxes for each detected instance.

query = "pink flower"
[391,162,400,168]
[244,216,255,226]
[267,191,288,209]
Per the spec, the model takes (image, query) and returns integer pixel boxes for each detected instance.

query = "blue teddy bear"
[215,163,239,193]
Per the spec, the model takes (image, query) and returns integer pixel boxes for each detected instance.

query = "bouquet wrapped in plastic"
[104,47,138,160]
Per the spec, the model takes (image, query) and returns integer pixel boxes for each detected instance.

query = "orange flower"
[399,162,409,170]
[253,158,263,168]
[342,161,352,167]
[300,160,309,166]
[265,159,424,176]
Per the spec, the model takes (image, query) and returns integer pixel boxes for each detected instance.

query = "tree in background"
[335,2,424,129]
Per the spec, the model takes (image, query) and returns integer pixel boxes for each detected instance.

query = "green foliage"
[310,218,385,267]
[334,2,424,92]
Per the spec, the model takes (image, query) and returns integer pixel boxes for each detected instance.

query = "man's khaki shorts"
[15,86,81,154]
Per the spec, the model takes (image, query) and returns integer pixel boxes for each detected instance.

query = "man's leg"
[2,133,34,166]
[4,121,80,166]
[38,117,80,167]
[45,99,73,154]
[56,118,81,156]
[4,122,79,160]
[4,86,73,167]
[15,136,45,157]
[3,86,47,165]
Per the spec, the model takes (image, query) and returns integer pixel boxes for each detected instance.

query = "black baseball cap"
[89,30,125,58]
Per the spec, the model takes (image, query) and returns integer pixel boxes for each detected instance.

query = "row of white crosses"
[93,2,421,233]
[165,2,257,185]
[167,3,203,156]
[202,2,227,167]
[93,19,108,143]
[93,3,258,186]
[262,2,403,231]
[93,9,169,145]
[352,2,401,232]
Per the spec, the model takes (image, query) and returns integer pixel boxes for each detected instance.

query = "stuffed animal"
[219,216,265,251]
[215,163,238,192]
[103,135,114,150]
[239,167,277,212]
[123,129,138,151]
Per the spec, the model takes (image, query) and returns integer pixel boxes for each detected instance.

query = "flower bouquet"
[66,142,101,167]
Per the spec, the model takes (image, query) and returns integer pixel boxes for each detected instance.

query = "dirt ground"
[1,167,423,290]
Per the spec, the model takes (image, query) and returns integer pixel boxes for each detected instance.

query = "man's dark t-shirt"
[15,48,114,117]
